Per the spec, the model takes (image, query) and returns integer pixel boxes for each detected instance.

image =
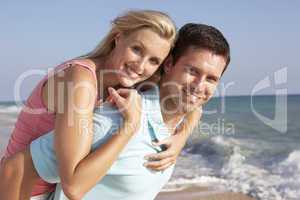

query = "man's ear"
[163,55,174,74]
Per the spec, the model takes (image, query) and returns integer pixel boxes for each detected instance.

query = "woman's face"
[109,28,171,87]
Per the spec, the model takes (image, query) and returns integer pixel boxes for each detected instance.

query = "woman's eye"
[131,46,142,55]
[149,58,159,65]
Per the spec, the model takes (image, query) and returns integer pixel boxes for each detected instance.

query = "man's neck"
[159,79,186,131]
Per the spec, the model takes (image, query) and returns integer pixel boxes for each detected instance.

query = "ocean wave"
[176,136,300,199]
[0,105,22,114]
[271,150,300,199]
[163,176,227,192]
[220,147,300,200]
[0,105,19,126]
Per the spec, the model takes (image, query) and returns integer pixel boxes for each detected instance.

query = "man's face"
[162,47,226,113]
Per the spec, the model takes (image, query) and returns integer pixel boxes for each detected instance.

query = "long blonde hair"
[82,10,176,59]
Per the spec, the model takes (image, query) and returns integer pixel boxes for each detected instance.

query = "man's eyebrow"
[184,64,201,72]
[211,74,220,81]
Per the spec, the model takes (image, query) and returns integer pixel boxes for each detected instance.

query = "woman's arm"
[144,108,202,170]
[55,85,142,200]
[62,120,138,199]
[47,65,97,197]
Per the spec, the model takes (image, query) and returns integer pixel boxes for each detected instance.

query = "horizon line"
[0,93,299,104]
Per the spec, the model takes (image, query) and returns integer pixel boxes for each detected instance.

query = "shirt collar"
[141,86,170,141]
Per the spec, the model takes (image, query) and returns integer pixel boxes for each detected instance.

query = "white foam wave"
[163,176,227,192]
[211,135,240,147]
[271,150,300,200]
[220,147,300,200]
[0,105,22,114]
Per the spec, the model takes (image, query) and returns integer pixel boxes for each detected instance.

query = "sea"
[0,95,299,200]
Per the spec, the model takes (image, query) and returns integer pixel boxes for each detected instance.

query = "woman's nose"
[135,58,146,75]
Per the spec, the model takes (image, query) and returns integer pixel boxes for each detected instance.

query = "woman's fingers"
[115,88,132,98]
[108,87,142,132]
[108,87,125,107]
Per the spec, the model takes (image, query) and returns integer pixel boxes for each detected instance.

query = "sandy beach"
[155,186,255,200]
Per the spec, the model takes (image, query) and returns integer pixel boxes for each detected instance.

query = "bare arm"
[54,85,141,199]
[62,122,137,199]
[175,107,202,139]
[46,65,97,197]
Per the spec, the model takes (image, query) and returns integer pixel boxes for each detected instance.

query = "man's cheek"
[182,74,192,84]
[205,87,216,101]
[210,84,218,94]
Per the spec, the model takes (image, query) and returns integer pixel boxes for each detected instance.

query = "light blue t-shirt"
[30,87,179,200]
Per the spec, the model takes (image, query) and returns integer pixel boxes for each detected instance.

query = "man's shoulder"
[93,102,123,129]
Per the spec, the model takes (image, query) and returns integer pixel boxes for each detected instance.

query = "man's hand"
[143,134,186,171]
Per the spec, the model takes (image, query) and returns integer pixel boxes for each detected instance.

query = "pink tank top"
[2,59,99,196]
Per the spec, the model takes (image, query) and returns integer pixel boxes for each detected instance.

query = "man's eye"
[207,77,218,83]
[186,67,197,75]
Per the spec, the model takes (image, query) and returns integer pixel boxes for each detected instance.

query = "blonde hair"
[81,10,176,59]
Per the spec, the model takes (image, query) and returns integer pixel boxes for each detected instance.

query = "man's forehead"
[176,48,205,66]
[177,47,226,76]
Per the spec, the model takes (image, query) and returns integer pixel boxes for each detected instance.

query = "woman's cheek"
[128,48,141,60]
[147,63,160,76]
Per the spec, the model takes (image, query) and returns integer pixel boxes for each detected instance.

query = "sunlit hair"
[81,10,176,59]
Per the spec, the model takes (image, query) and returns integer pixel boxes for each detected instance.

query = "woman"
[0,10,191,199]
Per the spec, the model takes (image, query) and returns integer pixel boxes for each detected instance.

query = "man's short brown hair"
[171,23,231,74]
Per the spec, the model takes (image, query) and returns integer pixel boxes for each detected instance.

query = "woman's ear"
[163,55,173,74]
[114,33,122,46]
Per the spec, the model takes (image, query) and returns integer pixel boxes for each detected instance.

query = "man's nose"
[188,78,204,95]
[193,76,206,90]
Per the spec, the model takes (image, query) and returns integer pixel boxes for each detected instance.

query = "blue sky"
[0,1,299,101]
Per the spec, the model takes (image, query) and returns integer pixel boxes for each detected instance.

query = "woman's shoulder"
[60,58,98,82]
[70,58,97,71]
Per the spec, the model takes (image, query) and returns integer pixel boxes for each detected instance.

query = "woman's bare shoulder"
[57,58,98,82]
[71,58,97,72]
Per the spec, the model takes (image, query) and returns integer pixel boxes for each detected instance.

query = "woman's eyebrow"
[134,40,146,50]
[135,40,163,63]
[152,56,162,64]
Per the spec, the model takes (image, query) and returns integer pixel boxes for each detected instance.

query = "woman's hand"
[143,133,187,171]
[108,87,142,134]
